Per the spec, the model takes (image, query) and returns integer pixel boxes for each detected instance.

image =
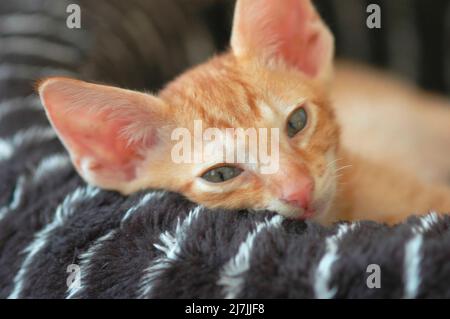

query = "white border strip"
[0,14,86,47]
[32,153,71,184]
[66,230,117,299]
[0,63,77,81]
[0,154,70,223]
[137,206,203,299]
[314,223,357,299]
[218,215,284,299]
[0,37,81,65]
[403,212,439,299]
[7,186,100,299]
[0,95,42,121]
[0,127,56,162]
[0,175,26,223]
[121,191,167,223]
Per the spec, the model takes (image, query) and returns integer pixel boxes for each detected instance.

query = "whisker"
[326,157,344,168]
[334,165,352,174]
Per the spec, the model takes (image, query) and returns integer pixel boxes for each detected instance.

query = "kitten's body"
[334,62,450,185]
[37,0,450,225]
[324,62,450,224]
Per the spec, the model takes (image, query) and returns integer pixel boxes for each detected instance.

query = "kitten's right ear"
[231,0,334,82]
[38,77,170,193]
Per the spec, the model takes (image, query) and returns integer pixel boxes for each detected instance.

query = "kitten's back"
[333,61,450,184]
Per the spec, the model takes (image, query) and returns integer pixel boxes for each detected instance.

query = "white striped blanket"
[1,0,450,299]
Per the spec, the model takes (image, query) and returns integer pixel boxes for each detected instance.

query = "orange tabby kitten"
[37,0,450,225]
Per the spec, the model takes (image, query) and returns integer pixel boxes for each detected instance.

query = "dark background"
[0,0,449,98]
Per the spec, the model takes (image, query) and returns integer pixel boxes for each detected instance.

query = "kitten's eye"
[287,106,308,138]
[201,165,243,183]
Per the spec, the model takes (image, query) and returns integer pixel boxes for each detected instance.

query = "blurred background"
[0,0,449,100]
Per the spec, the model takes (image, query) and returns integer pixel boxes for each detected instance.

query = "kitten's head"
[38,0,339,220]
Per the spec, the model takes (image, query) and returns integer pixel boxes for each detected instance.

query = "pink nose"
[281,178,314,210]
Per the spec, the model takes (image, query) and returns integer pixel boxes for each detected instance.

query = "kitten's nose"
[280,176,314,211]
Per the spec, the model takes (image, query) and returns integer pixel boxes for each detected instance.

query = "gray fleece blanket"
[1,0,450,299]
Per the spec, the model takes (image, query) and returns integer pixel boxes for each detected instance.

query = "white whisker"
[334,165,352,173]
[326,157,345,169]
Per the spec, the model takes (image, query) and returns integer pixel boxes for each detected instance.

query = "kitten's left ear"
[231,0,334,82]
[38,77,171,194]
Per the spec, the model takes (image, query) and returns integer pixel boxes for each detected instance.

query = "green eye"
[201,165,243,183]
[287,106,308,138]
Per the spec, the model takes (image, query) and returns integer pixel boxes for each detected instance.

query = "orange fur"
[37,0,450,224]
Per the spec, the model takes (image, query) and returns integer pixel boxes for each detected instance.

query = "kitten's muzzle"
[279,176,315,218]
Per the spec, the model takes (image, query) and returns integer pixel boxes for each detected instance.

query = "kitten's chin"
[265,194,334,221]
[265,200,315,220]
[262,201,294,219]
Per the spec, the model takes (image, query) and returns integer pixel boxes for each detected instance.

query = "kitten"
[37,0,450,225]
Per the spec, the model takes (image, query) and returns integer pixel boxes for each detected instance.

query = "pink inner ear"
[278,3,326,77]
[39,78,161,187]
[56,109,143,181]
[231,0,333,78]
